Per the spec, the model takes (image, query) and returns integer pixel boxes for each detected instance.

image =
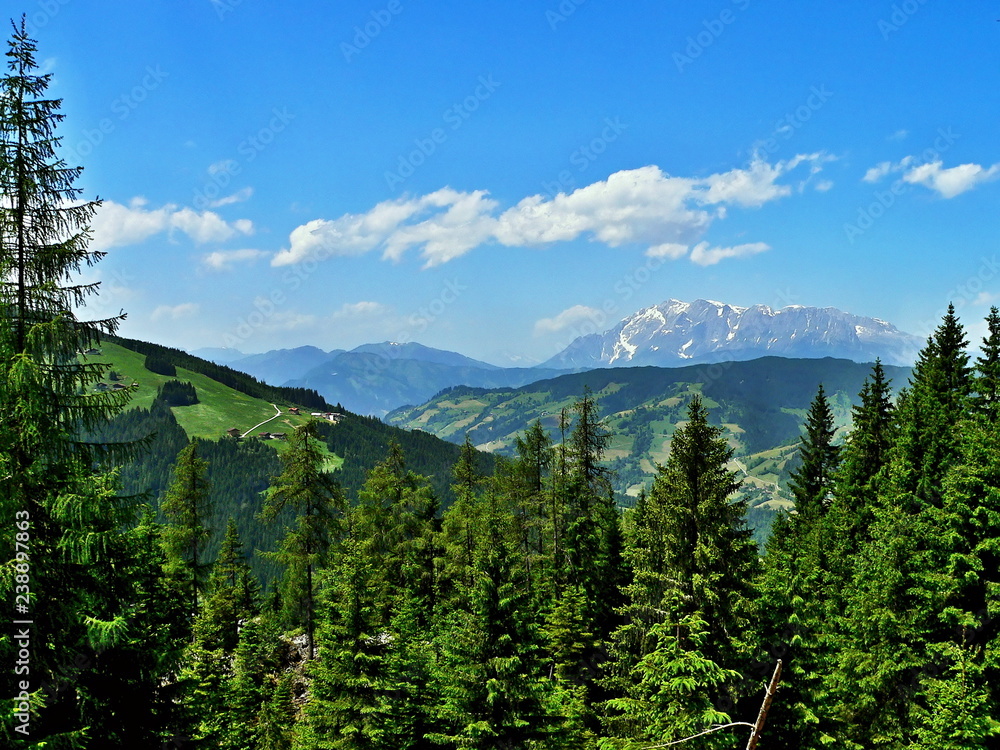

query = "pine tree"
[601,611,742,750]
[161,439,214,614]
[973,306,1000,421]
[0,19,171,747]
[827,309,978,748]
[604,395,756,740]
[787,384,840,524]
[260,420,347,659]
[430,498,559,749]
[294,532,387,749]
[194,517,260,653]
[353,441,439,627]
[438,435,485,602]
[757,385,841,749]
[891,303,971,507]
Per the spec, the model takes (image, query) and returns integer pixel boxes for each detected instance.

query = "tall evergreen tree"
[161,439,214,614]
[0,19,175,747]
[787,384,840,524]
[827,309,978,748]
[973,306,1000,421]
[260,420,346,659]
[757,384,841,748]
[430,497,559,749]
[603,396,757,744]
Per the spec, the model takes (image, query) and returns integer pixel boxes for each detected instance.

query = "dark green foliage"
[787,385,840,523]
[973,306,1000,421]
[603,396,757,745]
[144,353,178,377]
[322,412,494,510]
[157,378,199,406]
[260,421,347,659]
[0,20,184,748]
[161,440,213,612]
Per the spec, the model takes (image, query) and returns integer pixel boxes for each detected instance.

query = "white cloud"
[91,198,254,250]
[689,241,770,267]
[208,187,253,208]
[151,302,200,321]
[272,156,828,268]
[815,180,834,192]
[646,242,690,260]
[202,248,270,271]
[862,155,1000,198]
[889,129,909,141]
[534,305,604,336]
[863,161,895,183]
[331,301,391,320]
[902,161,1000,199]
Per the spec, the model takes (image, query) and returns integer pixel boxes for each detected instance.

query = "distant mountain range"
[192,299,920,416]
[193,342,569,417]
[541,299,921,369]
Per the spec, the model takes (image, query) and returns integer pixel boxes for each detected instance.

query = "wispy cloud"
[151,302,200,321]
[271,155,829,268]
[202,248,270,271]
[689,241,770,266]
[90,197,254,251]
[534,305,603,336]
[207,186,254,208]
[863,156,1000,198]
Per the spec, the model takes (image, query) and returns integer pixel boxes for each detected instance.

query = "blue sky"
[25,0,1000,364]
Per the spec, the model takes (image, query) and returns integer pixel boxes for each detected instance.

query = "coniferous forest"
[4,20,1000,750]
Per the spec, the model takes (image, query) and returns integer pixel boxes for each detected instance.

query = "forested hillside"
[86,341,495,584]
[4,20,1000,750]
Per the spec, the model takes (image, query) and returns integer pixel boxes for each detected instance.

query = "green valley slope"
[387,357,910,536]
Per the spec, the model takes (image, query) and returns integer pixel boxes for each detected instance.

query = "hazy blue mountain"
[189,346,247,365]
[350,341,502,370]
[228,345,342,386]
[287,350,568,416]
[542,298,921,369]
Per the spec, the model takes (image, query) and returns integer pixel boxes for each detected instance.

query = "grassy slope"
[89,341,343,468]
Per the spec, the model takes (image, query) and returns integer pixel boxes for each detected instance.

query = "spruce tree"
[0,19,170,747]
[430,498,558,749]
[828,309,977,748]
[757,385,841,749]
[787,384,840,524]
[161,439,214,614]
[973,306,1000,421]
[260,420,346,659]
[603,396,757,744]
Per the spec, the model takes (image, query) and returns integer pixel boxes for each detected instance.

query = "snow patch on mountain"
[542,298,920,369]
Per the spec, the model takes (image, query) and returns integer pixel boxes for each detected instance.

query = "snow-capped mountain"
[541,299,921,369]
